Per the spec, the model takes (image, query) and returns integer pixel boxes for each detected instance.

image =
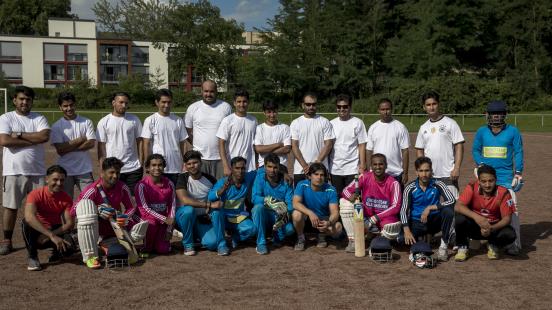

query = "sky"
[71,0,281,31]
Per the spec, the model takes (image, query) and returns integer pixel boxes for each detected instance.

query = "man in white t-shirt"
[291,93,335,185]
[185,80,232,179]
[366,99,410,186]
[51,91,96,199]
[0,86,50,255]
[97,92,143,192]
[330,94,368,194]
[254,100,292,172]
[142,89,188,185]
[217,89,257,175]
[415,91,464,197]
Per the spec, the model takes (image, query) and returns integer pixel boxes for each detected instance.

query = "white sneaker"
[437,246,448,261]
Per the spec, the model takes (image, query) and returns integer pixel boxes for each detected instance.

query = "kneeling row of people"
[22,151,517,270]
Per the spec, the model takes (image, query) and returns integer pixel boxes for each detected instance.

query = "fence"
[35,111,552,132]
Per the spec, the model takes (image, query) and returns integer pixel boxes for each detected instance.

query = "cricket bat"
[353,176,365,257]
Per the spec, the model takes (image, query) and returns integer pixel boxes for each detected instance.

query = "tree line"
[1,0,551,112]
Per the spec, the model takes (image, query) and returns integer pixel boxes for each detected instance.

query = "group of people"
[0,81,524,271]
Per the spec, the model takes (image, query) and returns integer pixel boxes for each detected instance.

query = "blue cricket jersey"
[252,172,294,212]
[472,125,524,188]
[293,180,338,217]
[208,171,257,223]
[400,178,456,226]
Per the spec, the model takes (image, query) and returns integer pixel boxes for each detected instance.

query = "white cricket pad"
[339,198,355,240]
[381,221,402,239]
[130,220,149,243]
[76,199,100,262]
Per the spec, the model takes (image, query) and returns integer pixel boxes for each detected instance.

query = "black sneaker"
[0,239,12,255]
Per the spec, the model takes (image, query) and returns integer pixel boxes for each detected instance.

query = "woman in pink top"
[135,154,176,255]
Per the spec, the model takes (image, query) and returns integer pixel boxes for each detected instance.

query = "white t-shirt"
[51,115,96,176]
[0,111,50,176]
[415,116,465,178]
[184,99,232,160]
[216,113,258,172]
[290,115,335,174]
[330,117,369,176]
[366,119,410,176]
[96,113,142,173]
[141,113,188,174]
[254,122,291,167]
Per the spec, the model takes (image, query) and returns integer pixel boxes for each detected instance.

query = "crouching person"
[22,165,75,271]
[454,165,516,261]
[72,157,147,269]
[292,163,342,251]
[252,153,295,254]
[134,154,176,256]
[175,151,227,256]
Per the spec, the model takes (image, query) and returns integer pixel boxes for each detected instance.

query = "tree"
[0,0,72,35]
[93,0,244,83]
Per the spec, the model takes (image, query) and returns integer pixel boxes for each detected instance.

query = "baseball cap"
[486,100,508,113]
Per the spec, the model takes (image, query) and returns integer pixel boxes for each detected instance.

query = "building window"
[44,44,65,61]
[44,64,65,81]
[43,43,88,87]
[67,45,87,61]
[68,65,88,81]
[132,46,149,64]
[100,45,128,63]
[100,64,128,83]
[1,63,22,79]
[0,42,22,60]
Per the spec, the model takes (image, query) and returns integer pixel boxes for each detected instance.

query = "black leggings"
[455,214,516,247]
[330,174,355,197]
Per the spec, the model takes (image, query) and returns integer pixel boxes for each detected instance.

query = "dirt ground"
[0,132,551,309]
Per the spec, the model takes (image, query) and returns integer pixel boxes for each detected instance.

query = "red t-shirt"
[458,182,515,224]
[26,186,73,229]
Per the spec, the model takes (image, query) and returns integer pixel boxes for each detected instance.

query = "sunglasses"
[304,103,316,107]
[336,105,350,109]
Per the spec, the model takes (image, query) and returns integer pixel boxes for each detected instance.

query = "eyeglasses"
[304,103,316,107]
[336,105,349,110]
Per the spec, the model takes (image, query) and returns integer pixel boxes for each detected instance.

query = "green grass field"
[32,108,552,132]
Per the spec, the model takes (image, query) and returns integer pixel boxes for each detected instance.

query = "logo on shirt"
[431,127,436,134]
[483,147,507,159]
[439,124,446,133]
[150,203,167,212]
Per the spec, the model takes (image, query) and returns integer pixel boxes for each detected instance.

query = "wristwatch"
[16,132,22,138]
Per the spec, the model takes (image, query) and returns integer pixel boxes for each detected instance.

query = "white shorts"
[2,175,44,209]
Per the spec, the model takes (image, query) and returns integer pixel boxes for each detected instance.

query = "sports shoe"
[487,244,499,260]
[454,247,469,262]
[505,244,520,256]
[437,246,448,261]
[27,258,42,271]
[231,235,239,249]
[316,234,328,248]
[256,244,268,255]
[0,239,13,255]
[172,229,184,239]
[86,256,101,269]
[217,246,230,256]
[183,247,197,256]
[294,238,306,251]
[345,240,355,253]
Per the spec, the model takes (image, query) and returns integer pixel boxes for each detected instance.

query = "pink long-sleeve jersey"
[342,171,402,226]
[135,175,176,226]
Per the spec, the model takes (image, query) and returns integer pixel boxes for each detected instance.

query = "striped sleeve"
[435,180,456,209]
[341,178,357,200]
[375,180,402,219]
[167,182,177,232]
[136,183,167,223]
[400,182,416,226]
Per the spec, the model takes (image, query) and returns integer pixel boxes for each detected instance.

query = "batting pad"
[76,199,100,262]
[381,221,402,239]
[339,198,355,240]
[130,221,149,243]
